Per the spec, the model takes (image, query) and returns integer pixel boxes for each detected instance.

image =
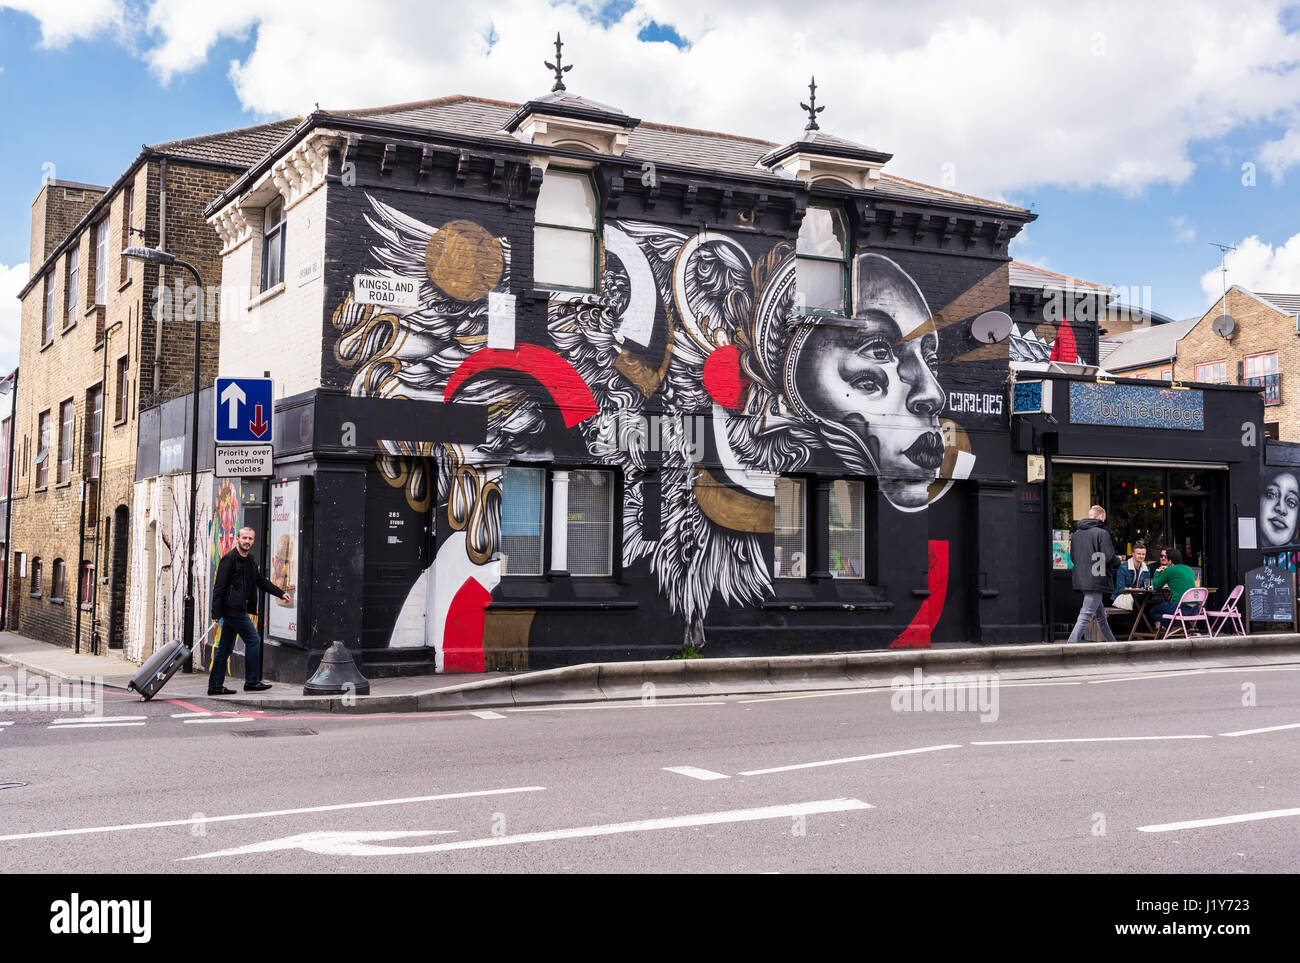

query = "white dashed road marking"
[469,711,506,720]
[1138,807,1300,833]
[739,743,961,776]
[1219,722,1300,737]
[971,735,1211,745]
[663,766,730,781]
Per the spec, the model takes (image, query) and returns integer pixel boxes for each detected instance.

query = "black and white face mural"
[1260,469,1300,548]
[332,195,997,666]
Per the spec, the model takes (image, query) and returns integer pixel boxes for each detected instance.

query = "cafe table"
[1119,586,1217,640]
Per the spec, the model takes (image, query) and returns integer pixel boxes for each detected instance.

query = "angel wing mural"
[332,194,973,665]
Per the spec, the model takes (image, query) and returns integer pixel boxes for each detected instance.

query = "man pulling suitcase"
[208,525,291,695]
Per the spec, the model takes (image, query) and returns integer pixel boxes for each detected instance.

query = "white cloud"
[1200,234,1300,302]
[1260,124,1300,180]
[8,1,1300,197]
[0,262,28,372]
[1,0,125,48]
[1170,216,1196,243]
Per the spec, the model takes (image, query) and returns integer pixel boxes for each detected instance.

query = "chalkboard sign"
[1246,566,1296,626]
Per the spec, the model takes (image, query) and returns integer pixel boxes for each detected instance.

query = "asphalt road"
[1,661,1298,874]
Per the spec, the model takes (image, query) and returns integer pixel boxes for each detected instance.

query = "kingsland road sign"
[215,377,274,444]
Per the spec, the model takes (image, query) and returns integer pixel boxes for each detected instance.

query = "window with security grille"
[94,218,109,305]
[501,467,545,576]
[796,206,848,314]
[566,469,613,576]
[829,480,865,579]
[534,169,598,292]
[58,399,74,485]
[35,410,51,489]
[774,477,806,578]
[65,246,79,324]
[85,386,103,478]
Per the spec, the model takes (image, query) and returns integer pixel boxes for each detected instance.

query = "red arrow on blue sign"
[249,404,270,438]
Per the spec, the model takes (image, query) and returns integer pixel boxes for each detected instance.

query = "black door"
[361,463,432,649]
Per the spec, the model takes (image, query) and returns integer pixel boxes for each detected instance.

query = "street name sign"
[216,444,273,478]
[215,377,274,444]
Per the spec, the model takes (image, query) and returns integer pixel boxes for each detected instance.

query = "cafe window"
[1108,470,1167,557]
[500,467,545,576]
[567,469,614,577]
[828,480,865,579]
[534,168,598,292]
[1049,469,1103,569]
[774,477,807,578]
[796,206,849,315]
[1194,361,1226,383]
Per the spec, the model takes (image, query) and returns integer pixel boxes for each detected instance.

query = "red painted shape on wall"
[444,345,598,427]
[443,577,491,673]
[702,343,749,410]
[1049,319,1079,363]
[890,540,950,648]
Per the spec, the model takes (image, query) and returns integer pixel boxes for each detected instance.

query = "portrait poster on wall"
[268,479,300,642]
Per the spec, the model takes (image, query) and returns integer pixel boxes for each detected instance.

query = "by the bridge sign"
[215,377,274,444]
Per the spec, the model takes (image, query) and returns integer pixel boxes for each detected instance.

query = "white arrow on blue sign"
[214,377,274,444]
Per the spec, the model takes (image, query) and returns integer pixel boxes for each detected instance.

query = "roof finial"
[800,76,824,131]
[545,32,573,92]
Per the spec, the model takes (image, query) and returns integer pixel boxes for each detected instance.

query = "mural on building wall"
[1010,317,1081,365]
[1260,468,1300,550]
[331,194,1009,666]
[127,476,213,664]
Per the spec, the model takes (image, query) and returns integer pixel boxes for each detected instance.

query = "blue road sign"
[214,377,274,444]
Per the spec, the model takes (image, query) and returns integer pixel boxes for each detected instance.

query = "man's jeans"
[1148,600,1200,629]
[1067,591,1116,644]
[208,613,262,688]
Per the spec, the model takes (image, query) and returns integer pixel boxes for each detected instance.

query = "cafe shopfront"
[1013,374,1266,640]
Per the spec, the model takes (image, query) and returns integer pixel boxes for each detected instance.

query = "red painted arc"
[890,540,949,648]
[443,576,492,673]
[444,345,598,428]
[1049,319,1079,364]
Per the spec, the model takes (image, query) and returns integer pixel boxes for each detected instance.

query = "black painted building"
[199,81,1262,682]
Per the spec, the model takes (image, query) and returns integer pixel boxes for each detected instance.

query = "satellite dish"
[971,310,1013,344]
[1212,314,1236,339]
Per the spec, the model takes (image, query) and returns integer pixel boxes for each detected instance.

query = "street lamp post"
[123,247,204,663]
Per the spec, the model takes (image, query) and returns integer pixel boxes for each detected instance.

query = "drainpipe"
[88,320,123,653]
[73,409,88,655]
[1,368,16,631]
[153,158,167,403]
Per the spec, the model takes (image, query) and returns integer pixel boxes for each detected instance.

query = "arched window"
[31,557,43,595]
[534,168,598,292]
[796,205,849,315]
[51,559,66,601]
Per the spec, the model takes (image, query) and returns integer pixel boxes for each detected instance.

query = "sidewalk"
[3,629,1299,715]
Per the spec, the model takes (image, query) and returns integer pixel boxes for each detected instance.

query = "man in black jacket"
[208,526,291,694]
[1066,505,1124,644]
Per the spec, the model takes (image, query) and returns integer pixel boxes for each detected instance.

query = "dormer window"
[796,205,848,315]
[534,168,598,292]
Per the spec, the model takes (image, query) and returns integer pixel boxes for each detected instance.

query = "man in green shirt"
[1149,546,1198,626]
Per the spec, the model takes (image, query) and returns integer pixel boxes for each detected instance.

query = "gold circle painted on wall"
[424,220,503,302]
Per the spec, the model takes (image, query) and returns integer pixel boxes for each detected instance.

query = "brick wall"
[1174,290,1298,441]
[10,160,238,654]
[29,181,105,272]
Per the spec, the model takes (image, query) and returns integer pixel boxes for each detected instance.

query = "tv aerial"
[1209,242,1237,340]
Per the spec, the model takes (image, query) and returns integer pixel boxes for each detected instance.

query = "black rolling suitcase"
[127,624,217,700]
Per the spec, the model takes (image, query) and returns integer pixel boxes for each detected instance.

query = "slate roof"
[148,119,301,167]
[1009,260,1110,292]
[322,94,1027,215]
[1257,292,1300,316]
[1102,316,1200,371]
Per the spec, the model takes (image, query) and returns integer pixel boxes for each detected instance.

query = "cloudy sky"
[3,0,1300,369]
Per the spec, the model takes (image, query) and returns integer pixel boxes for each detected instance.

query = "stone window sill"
[249,282,286,310]
[29,592,42,599]
[118,276,134,293]
[50,597,65,606]
[62,320,77,334]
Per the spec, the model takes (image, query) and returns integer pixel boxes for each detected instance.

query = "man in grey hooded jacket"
[1066,505,1124,644]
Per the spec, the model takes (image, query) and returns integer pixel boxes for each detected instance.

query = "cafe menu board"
[1246,566,1296,627]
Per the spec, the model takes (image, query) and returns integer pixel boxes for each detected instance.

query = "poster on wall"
[268,479,300,642]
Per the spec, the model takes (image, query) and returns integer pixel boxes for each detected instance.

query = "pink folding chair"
[1206,584,1246,637]
[1160,587,1211,639]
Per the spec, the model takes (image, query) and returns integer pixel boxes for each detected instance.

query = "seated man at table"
[1149,546,1198,625]
[1111,539,1153,608]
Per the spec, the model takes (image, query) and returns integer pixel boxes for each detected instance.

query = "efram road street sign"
[215,377,274,445]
